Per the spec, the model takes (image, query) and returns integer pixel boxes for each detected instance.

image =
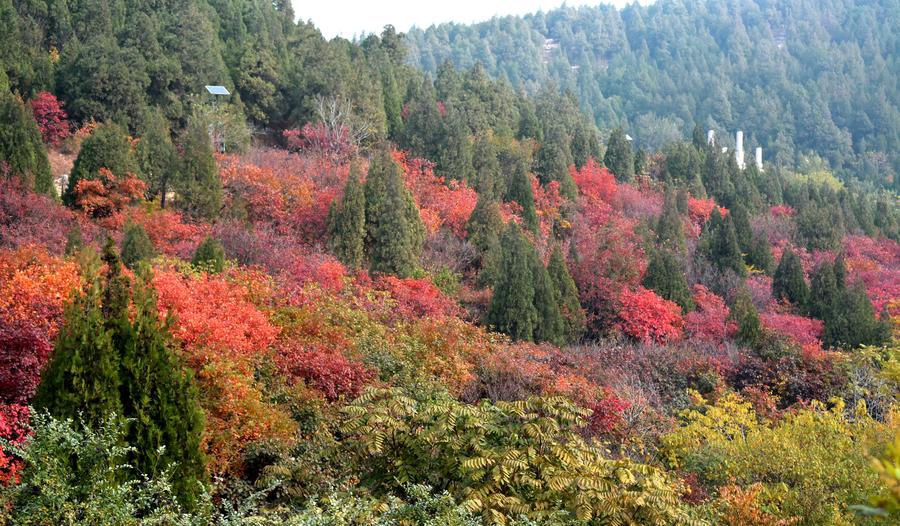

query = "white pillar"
[707,129,715,146]
[755,147,763,171]
[735,131,745,169]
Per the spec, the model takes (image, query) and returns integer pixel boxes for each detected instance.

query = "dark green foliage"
[536,121,577,199]
[731,288,761,349]
[643,249,693,312]
[327,163,367,270]
[797,202,843,251]
[0,91,53,195]
[65,122,139,206]
[529,248,564,346]
[699,209,745,277]
[191,236,226,273]
[603,127,633,182]
[547,245,586,343]
[772,249,808,307]
[136,108,179,207]
[177,118,221,220]
[823,282,891,350]
[439,110,474,183]
[655,188,685,250]
[730,203,753,253]
[471,132,499,197]
[34,240,206,509]
[64,226,84,256]
[505,161,538,233]
[746,234,774,274]
[466,193,504,286]
[487,223,537,341]
[120,222,155,270]
[364,148,425,277]
[663,141,701,184]
[808,262,838,320]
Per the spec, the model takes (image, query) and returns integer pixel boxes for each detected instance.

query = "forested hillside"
[1,0,900,524]
[406,0,900,188]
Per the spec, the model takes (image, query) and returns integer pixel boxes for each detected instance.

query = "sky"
[293,1,637,40]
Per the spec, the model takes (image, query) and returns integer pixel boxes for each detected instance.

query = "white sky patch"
[293,1,641,40]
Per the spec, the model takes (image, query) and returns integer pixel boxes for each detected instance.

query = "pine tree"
[65,122,139,206]
[603,126,634,182]
[136,107,179,207]
[536,121,577,199]
[177,118,221,220]
[505,161,538,233]
[656,188,685,250]
[530,247,564,345]
[824,282,890,350]
[439,110,474,183]
[365,147,424,277]
[643,249,693,312]
[466,193,505,285]
[547,245,586,343]
[327,163,367,270]
[772,248,808,307]
[808,261,838,320]
[471,131,499,196]
[731,288,761,348]
[746,234,774,274]
[0,91,54,195]
[192,236,226,273]
[699,209,745,276]
[487,223,537,341]
[120,222,156,270]
[730,202,753,253]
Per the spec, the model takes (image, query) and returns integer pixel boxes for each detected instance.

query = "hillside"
[1,0,900,525]
[406,0,900,188]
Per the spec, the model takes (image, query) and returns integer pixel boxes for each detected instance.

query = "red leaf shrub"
[770,204,796,217]
[0,404,29,485]
[74,168,146,224]
[727,349,846,408]
[0,319,52,404]
[760,312,823,346]
[372,275,461,319]
[684,285,736,345]
[29,91,70,146]
[396,153,478,238]
[616,287,683,344]
[275,342,372,401]
[0,179,80,254]
[571,158,617,204]
[587,387,631,436]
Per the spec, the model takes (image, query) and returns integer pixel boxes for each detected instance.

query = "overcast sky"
[293,1,639,40]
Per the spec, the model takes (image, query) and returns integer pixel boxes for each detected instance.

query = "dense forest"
[1,0,899,525]
[406,0,900,189]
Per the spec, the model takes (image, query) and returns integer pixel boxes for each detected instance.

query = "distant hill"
[406,0,900,187]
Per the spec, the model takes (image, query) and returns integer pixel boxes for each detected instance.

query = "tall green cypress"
[747,234,774,274]
[699,209,745,276]
[505,160,538,233]
[536,121,577,199]
[136,107,179,207]
[603,126,634,182]
[808,261,838,320]
[65,122,139,206]
[643,249,693,312]
[530,247,564,345]
[547,245,586,343]
[772,248,809,307]
[731,288,761,348]
[327,163,367,270]
[177,118,221,220]
[120,222,156,270]
[656,188,685,250]
[0,91,54,195]
[730,202,753,253]
[487,223,537,342]
[364,147,425,277]
[824,282,890,350]
[466,193,504,286]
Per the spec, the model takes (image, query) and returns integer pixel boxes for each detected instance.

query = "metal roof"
[205,85,231,95]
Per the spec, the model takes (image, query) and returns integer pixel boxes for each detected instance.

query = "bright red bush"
[396,153,478,238]
[684,285,736,345]
[587,387,631,436]
[372,275,461,319]
[74,168,146,224]
[571,158,617,204]
[29,91,70,146]
[0,179,80,254]
[760,312,823,346]
[275,342,372,401]
[616,287,683,344]
[0,404,29,485]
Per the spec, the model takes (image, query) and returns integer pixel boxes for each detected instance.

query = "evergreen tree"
[439,109,474,183]
[808,261,838,320]
[136,107,179,207]
[746,234,774,274]
[505,160,538,233]
[731,288,761,348]
[64,225,84,256]
[466,193,505,285]
[772,248,808,307]
[699,209,745,276]
[730,202,753,253]
[192,236,226,273]
[656,188,685,250]
[120,222,155,270]
[327,163,367,270]
[824,282,890,350]
[530,247,564,345]
[547,245,586,343]
[364,147,425,277]
[471,131,499,196]
[0,91,54,195]
[177,118,221,220]
[536,121,577,199]
[643,249,693,312]
[487,223,537,342]
[833,252,847,289]
[603,126,634,182]
[65,122,139,206]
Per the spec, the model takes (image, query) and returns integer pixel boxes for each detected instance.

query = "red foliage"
[531,178,564,238]
[274,341,372,401]
[125,208,205,259]
[395,153,478,238]
[728,349,846,408]
[372,275,461,319]
[587,387,631,435]
[684,285,736,345]
[571,158,617,204]
[0,404,29,485]
[760,312,823,347]
[613,182,663,221]
[0,179,80,254]
[283,122,357,163]
[770,204,796,218]
[843,235,900,315]
[616,287,683,344]
[0,319,52,405]
[74,168,146,224]
[29,91,70,146]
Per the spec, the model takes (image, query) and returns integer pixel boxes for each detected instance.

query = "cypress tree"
[547,245,586,343]
[833,252,846,289]
[530,247,564,345]
[772,248,808,307]
[731,288,761,348]
[487,223,537,341]
[136,107,179,207]
[643,249,694,312]
[536,121,577,199]
[177,118,221,220]
[824,282,890,350]
[364,147,425,277]
[439,110,474,184]
[656,188,685,250]
[192,236,226,273]
[747,234,774,274]
[327,163,367,270]
[808,261,838,320]
[0,91,54,195]
[466,193,505,286]
[472,131,499,197]
[505,160,538,233]
[120,222,155,270]
[603,126,634,182]
[64,225,84,256]
[730,202,753,253]
[65,122,139,206]
[699,209,745,276]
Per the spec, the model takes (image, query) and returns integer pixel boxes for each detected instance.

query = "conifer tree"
[327,162,367,270]
[466,193,505,285]
[730,202,753,253]
[0,91,54,195]
[746,234,774,274]
[471,131,499,196]
[772,248,808,307]
[192,236,226,273]
[656,188,685,250]
[177,118,221,220]
[65,122,139,206]
[364,147,425,277]
[120,222,155,270]
[603,126,634,182]
[808,261,838,320]
[547,245,586,343]
[136,107,179,207]
[505,160,538,233]
[536,121,577,199]
[439,110,474,183]
[731,288,761,348]
[530,247,564,345]
[643,249,693,312]
[699,209,745,276]
[64,225,84,256]
[823,282,890,350]
[487,223,537,341]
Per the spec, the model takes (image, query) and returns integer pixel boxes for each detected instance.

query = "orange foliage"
[74,168,146,226]
[395,152,478,238]
[0,246,81,336]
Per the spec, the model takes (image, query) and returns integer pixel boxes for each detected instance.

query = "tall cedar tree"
[136,108,179,207]
[603,126,634,182]
[747,234,774,274]
[364,148,425,277]
[466,193,504,286]
[699,209,746,276]
[536,121,578,199]
[530,246,565,345]
[0,91,54,195]
[731,287,762,348]
[120,222,156,270]
[487,223,537,341]
[65,122,139,206]
[505,160,539,233]
[643,249,694,312]
[177,118,222,220]
[327,162,367,270]
[656,188,686,250]
[35,240,206,509]
[823,282,890,350]
[808,261,838,320]
[547,245,587,343]
[772,248,809,307]
[192,236,226,273]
